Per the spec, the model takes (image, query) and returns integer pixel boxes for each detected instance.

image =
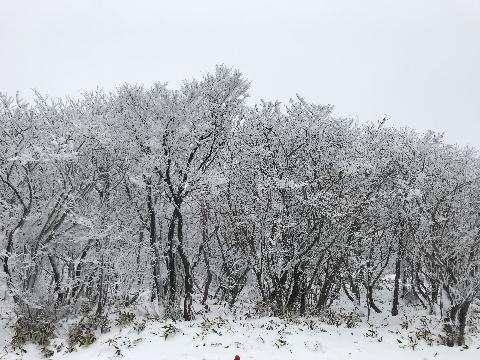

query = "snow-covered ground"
[1,304,479,360]
[1,278,479,360]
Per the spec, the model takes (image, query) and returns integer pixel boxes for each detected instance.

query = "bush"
[68,323,96,350]
[345,311,361,328]
[401,317,435,350]
[11,315,56,358]
[199,316,227,337]
[319,309,361,328]
[67,315,110,351]
[11,315,55,349]
[162,323,179,339]
[133,320,146,333]
[116,311,135,327]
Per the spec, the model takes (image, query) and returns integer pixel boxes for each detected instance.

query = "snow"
[0,258,478,360]
[1,299,479,360]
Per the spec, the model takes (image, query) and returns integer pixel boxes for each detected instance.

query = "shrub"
[162,323,179,339]
[68,323,96,349]
[11,316,55,349]
[319,309,361,328]
[116,311,135,327]
[67,315,110,351]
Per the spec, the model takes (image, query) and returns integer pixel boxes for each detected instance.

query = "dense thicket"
[1,66,479,346]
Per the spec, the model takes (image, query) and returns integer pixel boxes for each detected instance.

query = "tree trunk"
[367,285,382,314]
[202,268,212,305]
[348,272,361,305]
[165,208,179,317]
[287,264,301,312]
[391,256,401,316]
[228,267,249,308]
[316,273,334,311]
[299,273,307,316]
[48,254,64,305]
[444,301,471,346]
[146,178,162,303]
[431,280,439,309]
[200,204,212,305]
[456,301,471,346]
[176,211,193,320]
[96,255,105,316]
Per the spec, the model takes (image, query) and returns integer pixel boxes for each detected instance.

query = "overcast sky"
[1,0,479,147]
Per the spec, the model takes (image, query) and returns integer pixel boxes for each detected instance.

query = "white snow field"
[1,289,479,360]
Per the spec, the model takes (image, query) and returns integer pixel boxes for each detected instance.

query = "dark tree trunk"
[444,301,471,346]
[228,267,249,308]
[176,211,194,320]
[71,243,90,301]
[456,301,471,346]
[317,273,334,311]
[348,272,361,305]
[146,178,162,303]
[342,280,355,303]
[431,280,439,306]
[200,204,212,305]
[367,285,382,314]
[392,223,407,316]
[202,255,212,305]
[299,274,307,316]
[48,254,64,305]
[401,267,408,298]
[391,256,402,316]
[96,256,105,316]
[415,266,431,310]
[165,208,179,316]
[287,264,301,312]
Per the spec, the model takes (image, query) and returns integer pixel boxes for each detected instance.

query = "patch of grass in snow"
[162,323,179,339]
[319,309,362,328]
[274,336,288,348]
[66,314,110,352]
[115,311,136,327]
[199,316,228,337]
[11,315,56,358]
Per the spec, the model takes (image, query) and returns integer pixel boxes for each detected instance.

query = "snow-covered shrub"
[116,311,136,327]
[11,313,56,357]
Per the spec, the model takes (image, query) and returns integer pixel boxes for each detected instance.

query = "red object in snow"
[234,356,240,360]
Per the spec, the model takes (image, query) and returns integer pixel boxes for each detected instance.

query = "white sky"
[1,0,479,147]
